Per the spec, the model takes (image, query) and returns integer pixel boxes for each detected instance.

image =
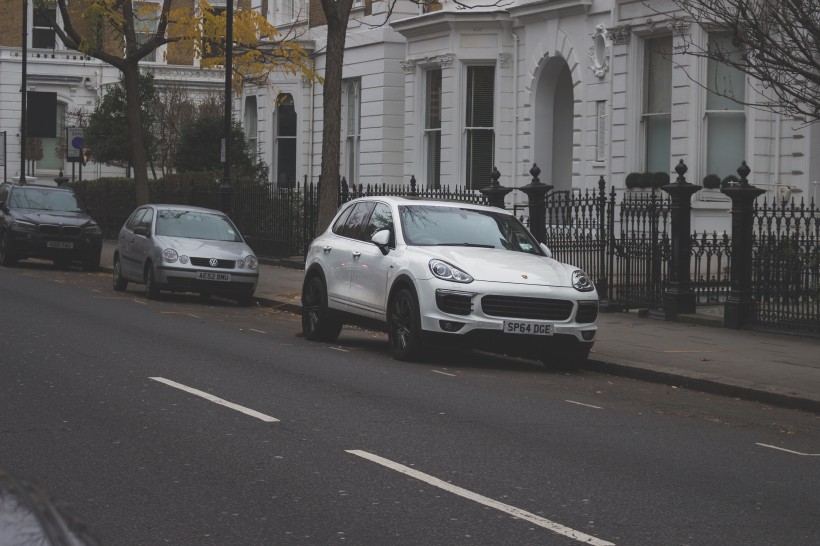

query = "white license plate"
[196,271,231,282]
[47,241,74,249]
[503,321,554,336]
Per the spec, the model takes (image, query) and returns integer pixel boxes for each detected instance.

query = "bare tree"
[667,0,820,123]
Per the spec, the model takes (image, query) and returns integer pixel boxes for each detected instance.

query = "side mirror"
[540,243,553,259]
[371,229,391,255]
[133,226,151,238]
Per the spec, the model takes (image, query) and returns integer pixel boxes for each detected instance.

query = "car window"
[155,209,242,242]
[9,188,82,212]
[363,202,394,243]
[137,208,154,232]
[338,202,375,241]
[125,208,147,230]
[399,205,542,254]
[331,204,354,235]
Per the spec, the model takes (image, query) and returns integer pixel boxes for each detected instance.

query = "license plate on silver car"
[503,321,554,335]
[46,241,74,249]
[196,271,231,282]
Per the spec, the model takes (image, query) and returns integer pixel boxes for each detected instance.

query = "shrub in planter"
[651,171,670,188]
[721,175,740,188]
[638,172,655,189]
[702,174,721,189]
[625,172,642,189]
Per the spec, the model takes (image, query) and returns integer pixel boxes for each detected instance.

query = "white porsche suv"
[302,197,598,365]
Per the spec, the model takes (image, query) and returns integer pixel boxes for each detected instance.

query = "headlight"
[245,255,258,270]
[83,224,102,235]
[162,248,178,263]
[572,269,594,292]
[179,255,189,264]
[236,259,245,269]
[430,259,473,283]
[11,220,37,233]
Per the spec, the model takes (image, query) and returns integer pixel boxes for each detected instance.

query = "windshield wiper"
[436,243,495,248]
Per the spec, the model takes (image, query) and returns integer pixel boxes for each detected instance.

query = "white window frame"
[703,31,747,182]
[424,67,442,189]
[463,64,496,190]
[641,35,673,174]
[244,95,258,157]
[134,2,161,63]
[595,100,607,163]
[37,101,66,174]
[32,2,60,50]
[274,93,298,188]
[342,78,361,188]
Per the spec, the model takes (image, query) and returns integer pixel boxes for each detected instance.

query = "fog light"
[582,330,596,341]
[439,320,465,332]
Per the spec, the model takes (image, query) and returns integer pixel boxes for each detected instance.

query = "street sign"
[66,127,84,162]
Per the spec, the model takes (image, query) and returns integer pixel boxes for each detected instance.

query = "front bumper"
[8,230,102,262]
[414,277,598,346]
[156,264,259,297]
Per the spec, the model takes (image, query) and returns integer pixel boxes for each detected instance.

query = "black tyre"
[301,275,342,341]
[112,256,128,291]
[0,232,17,267]
[144,263,160,300]
[387,288,424,361]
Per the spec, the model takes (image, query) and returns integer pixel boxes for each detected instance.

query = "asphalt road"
[1,262,819,545]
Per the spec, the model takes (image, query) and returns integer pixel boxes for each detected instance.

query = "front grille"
[576,301,599,323]
[190,257,237,269]
[39,224,81,237]
[436,291,473,315]
[481,295,573,321]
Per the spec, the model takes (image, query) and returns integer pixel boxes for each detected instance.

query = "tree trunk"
[316,0,354,233]
[123,62,150,205]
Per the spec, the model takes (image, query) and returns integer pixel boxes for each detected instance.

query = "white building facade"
[3,0,817,233]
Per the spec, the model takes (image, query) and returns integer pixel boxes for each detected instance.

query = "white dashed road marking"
[346,449,615,546]
[756,443,820,456]
[566,400,603,409]
[432,370,457,377]
[150,377,279,422]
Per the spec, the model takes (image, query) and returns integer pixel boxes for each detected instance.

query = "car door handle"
[352,251,361,258]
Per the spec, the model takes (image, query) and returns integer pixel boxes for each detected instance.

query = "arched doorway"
[533,57,574,192]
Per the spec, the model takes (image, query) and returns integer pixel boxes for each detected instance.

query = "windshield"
[399,205,542,255]
[9,188,83,213]
[155,210,243,242]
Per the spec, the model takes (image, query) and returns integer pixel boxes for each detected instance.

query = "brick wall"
[0,0,24,47]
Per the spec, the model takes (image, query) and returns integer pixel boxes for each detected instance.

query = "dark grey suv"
[0,182,103,270]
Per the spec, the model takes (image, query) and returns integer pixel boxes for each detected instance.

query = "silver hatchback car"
[113,205,259,305]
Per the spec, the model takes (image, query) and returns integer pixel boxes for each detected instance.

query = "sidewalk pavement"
[100,240,820,413]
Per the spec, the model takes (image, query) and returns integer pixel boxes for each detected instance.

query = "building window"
[274,94,297,187]
[642,36,672,173]
[244,95,258,157]
[39,102,66,171]
[425,68,442,189]
[343,79,361,187]
[33,4,57,49]
[705,32,746,180]
[274,0,299,24]
[134,2,160,62]
[465,65,494,190]
[596,100,607,162]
